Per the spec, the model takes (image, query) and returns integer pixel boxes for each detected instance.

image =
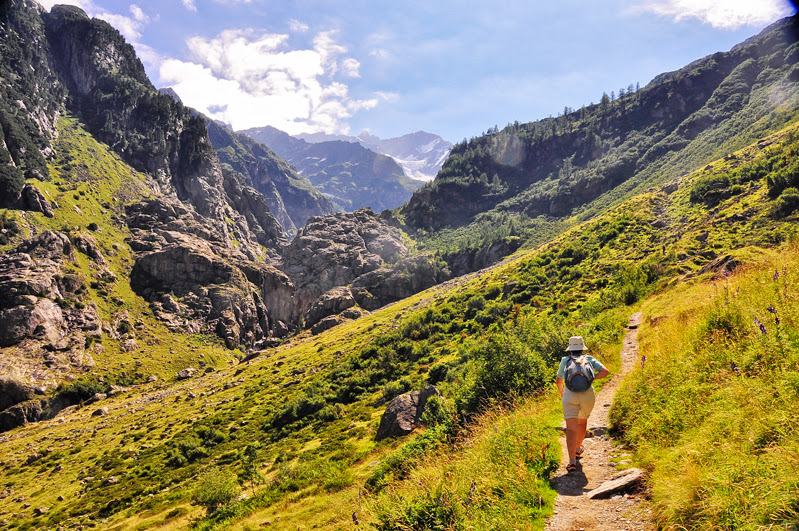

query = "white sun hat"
[565,336,588,352]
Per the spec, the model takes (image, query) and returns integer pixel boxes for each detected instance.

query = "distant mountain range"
[240,126,427,212]
[296,130,453,182]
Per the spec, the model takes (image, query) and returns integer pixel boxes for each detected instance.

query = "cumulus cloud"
[636,0,795,30]
[181,0,197,10]
[37,1,152,43]
[36,0,93,10]
[96,4,149,41]
[160,29,377,134]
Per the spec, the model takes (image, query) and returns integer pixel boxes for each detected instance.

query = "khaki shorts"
[562,387,595,420]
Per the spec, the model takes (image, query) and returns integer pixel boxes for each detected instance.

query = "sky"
[37,0,798,142]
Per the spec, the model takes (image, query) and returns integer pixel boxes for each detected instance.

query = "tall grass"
[366,396,562,530]
[611,243,799,529]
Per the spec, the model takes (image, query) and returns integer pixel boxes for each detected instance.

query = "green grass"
[611,243,799,529]
[2,117,799,531]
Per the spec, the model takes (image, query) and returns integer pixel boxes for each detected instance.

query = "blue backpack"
[564,355,595,392]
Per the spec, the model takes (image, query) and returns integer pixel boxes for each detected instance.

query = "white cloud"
[37,0,93,10]
[375,91,400,103]
[181,0,197,11]
[341,58,361,78]
[37,1,153,44]
[636,0,794,29]
[288,19,309,33]
[160,29,377,134]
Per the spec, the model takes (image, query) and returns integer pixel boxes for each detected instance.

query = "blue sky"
[39,0,797,142]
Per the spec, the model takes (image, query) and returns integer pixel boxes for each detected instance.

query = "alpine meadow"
[1,1,799,530]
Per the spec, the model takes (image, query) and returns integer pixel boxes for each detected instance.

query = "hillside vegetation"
[1,115,798,530]
[400,15,799,274]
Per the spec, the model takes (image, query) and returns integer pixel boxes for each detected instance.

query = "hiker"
[556,336,610,472]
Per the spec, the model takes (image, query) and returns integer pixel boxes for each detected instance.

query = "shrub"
[772,187,799,218]
[191,469,238,512]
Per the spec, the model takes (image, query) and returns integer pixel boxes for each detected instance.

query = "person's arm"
[595,366,610,380]
[556,377,565,397]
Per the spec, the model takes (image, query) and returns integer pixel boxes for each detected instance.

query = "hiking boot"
[575,445,584,459]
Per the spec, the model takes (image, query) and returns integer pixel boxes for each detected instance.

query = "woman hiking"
[556,336,610,472]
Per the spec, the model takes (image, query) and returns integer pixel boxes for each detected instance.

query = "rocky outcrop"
[375,386,441,441]
[305,287,357,327]
[19,184,54,217]
[351,255,451,311]
[0,377,36,411]
[0,232,100,388]
[281,209,408,319]
[127,198,296,346]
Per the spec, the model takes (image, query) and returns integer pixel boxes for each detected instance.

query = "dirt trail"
[545,312,654,531]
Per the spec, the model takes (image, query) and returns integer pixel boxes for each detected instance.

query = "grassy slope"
[612,244,799,529]
[0,121,797,530]
[12,117,240,382]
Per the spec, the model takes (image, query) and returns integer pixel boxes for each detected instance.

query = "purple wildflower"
[774,270,779,281]
[641,355,647,369]
[759,323,767,335]
[754,317,761,325]
[776,316,781,326]
[724,271,730,277]
[767,307,777,314]
[730,361,739,374]
[353,512,360,525]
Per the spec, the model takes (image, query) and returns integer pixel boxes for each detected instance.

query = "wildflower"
[352,512,360,525]
[724,270,730,277]
[767,307,777,314]
[641,355,646,369]
[776,316,781,326]
[753,317,761,325]
[774,270,779,281]
[759,323,767,335]
[730,361,739,374]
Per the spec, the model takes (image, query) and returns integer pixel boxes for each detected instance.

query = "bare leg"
[576,418,588,452]
[565,418,579,461]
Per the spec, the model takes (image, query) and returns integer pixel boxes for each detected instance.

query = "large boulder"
[375,386,441,441]
[281,209,408,319]
[351,255,451,311]
[305,287,357,327]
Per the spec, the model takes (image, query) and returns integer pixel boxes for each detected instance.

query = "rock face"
[0,231,100,392]
[351,255,451,310]
[375,386,441,441]
[281,208,408,320]
[240,125,422,212]
[127,197,295,346]
[206,118,336,236]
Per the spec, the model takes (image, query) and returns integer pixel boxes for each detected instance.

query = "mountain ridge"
[240,125,423,212]
[296,129,453,182]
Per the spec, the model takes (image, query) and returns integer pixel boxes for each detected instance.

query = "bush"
[773,187,799,217]
[191,469,238,512]
[0,164,24,206]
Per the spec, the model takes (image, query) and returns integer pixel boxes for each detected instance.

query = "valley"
[0,1,798,530]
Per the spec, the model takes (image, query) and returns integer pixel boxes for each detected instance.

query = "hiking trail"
[544,312,654,531]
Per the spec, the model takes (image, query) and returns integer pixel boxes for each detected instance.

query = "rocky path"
[545,312,654,531]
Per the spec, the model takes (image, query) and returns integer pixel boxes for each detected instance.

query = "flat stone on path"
[586,468,645,499]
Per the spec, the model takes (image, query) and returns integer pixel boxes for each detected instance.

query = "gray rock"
[305,287,356,327]
[586,468,645,499]
[91,407,109,417]
[375,386,441,441]
[282,209,408,318]
[177,368,198,380]
[311,315,341,335]
[0,377,36,411]
[20,184,54,218]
